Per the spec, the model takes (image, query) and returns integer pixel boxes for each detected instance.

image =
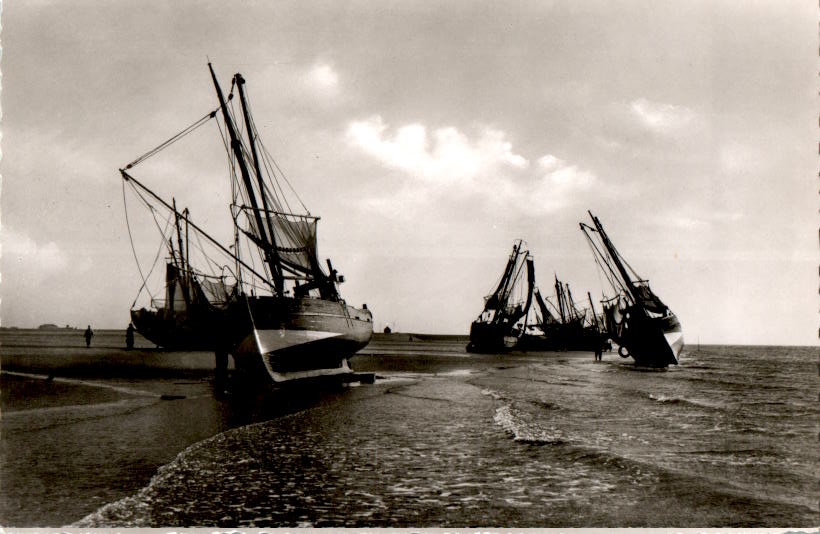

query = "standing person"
[84,325,94,348]
[125,323,135,350]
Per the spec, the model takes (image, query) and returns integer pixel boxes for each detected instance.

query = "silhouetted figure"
[383,325,392,334]
[125,323,135,350]
[84,325,94,348]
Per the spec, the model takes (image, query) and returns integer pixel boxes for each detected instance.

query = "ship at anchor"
[122,64,373,383]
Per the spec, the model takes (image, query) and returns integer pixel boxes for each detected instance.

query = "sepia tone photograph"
[0,0,816,528]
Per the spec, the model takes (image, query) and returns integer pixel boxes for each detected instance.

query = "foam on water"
[58,344,820,526]
[493,405,564,444]
[436,369,473,376]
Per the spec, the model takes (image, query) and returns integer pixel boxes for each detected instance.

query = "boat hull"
[611,310,683,367]
[520,324,603,352]
[131,296,373,382]
[466,321,521,353]
[131,307,223,350]
[230,296,373,382]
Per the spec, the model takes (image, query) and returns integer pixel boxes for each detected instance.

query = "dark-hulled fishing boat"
[580,211,683,367]
[122,64,372,382]
[522,276,603,351]
[467,240,534,353]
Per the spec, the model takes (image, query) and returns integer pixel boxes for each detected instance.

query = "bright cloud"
[630,98,694,134]
[2,227,68,274]
[347,116,528,186]
[306,63,339,93]
[347,116,596,218]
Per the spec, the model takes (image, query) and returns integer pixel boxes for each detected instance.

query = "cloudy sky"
[1,0,816,345]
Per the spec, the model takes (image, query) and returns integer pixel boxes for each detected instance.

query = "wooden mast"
[172,198,190,306]
[588,291,600,331]
[554,275,566,323]
[588,211,640,305]
[208,63,281,294]
[234,73,285,292]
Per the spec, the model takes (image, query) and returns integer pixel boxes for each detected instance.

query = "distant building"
[38,324,59,330]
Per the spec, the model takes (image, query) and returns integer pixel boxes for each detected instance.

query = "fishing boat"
[467,240,534,353]
[121,64,373,382]
[580,211,683,367]
[523,276,603,351]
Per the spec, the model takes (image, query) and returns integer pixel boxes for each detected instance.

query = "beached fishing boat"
[121,64,372,382]
[580,211,683,366]
[467,240,534,353]
[522,276,603,351]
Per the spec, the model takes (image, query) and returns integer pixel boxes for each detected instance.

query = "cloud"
[630,98,694,134]
[346,116,596,218]
[304,62,339,94]
[347,116,528,186]
[2,227,69,274]
[527,155,596,215]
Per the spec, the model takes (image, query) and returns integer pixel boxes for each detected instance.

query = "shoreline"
[0,332,540,527]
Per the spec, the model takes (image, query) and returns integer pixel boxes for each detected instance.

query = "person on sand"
[84,325,94,348]
[125,323,135,350]
[594,337,604,361]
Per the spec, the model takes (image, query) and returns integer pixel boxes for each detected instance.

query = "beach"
[1,329,816,527]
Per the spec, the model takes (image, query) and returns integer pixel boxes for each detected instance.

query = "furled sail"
[632,281,668,315]
[534,289,558,326]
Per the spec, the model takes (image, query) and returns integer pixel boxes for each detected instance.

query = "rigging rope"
[122,179,149,305]
[123,179,173,307]
[243,83,309,213]
[123,109,218,170]
[138,218,173,307]
[582,227,629,297]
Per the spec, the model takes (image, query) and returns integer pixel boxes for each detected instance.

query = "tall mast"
[208,63,281,294]
[554,275,566,323]
[521,256,535,326]
[234,73,285,291]
[183,207,190,282]
[498,241,521,304]
[172,198,190,305]
[588,291,600,330]
[588,211,639,304]
[487,240,519,315]
[566,285,578,321]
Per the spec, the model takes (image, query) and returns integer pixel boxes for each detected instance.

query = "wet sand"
[0,330,499,526]
[4,332,814,527]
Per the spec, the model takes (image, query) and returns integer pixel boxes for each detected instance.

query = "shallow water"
[58,343,818,527]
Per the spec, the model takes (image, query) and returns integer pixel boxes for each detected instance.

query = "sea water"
[62,343,817,528]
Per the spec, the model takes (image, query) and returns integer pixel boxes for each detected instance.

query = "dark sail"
[534,289,558,325]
